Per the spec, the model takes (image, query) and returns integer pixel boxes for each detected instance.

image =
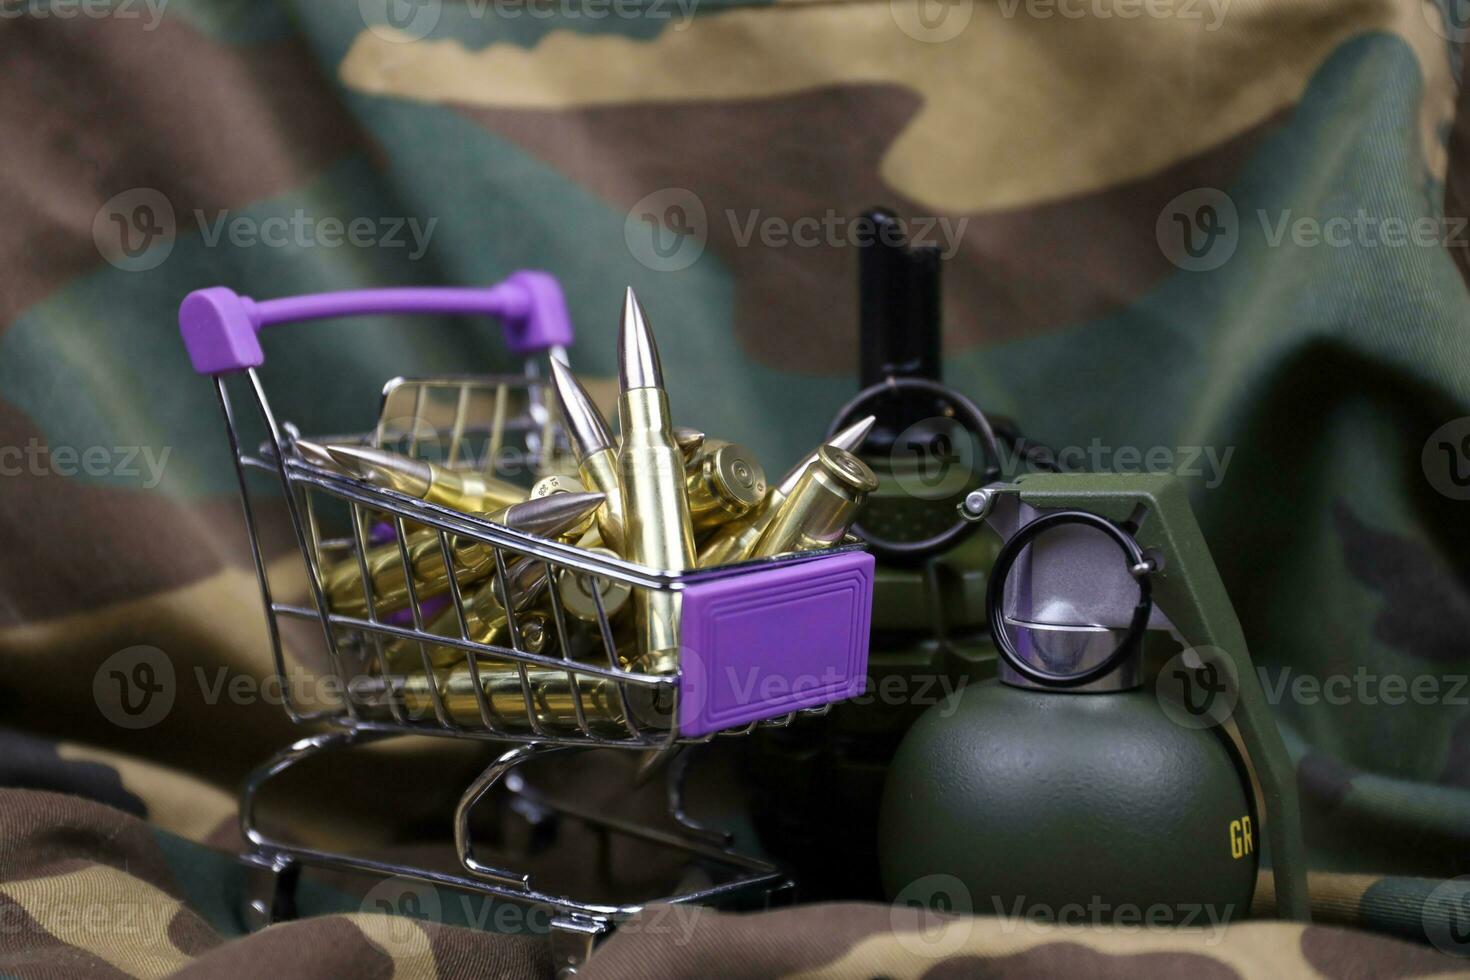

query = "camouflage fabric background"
[2,0,1470,974]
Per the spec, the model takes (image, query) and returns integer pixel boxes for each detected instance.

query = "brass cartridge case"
[325,444,526,513]
[379,556,553,673]
[750,445,877,558]
[326,492,603,618]
[616,291,696,675]
[381,663,653,733]
[554,546,633,623]
[685,439,767,533]
[697,414,876,567]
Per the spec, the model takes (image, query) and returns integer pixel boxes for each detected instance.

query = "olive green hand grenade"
[879,473,1310,925]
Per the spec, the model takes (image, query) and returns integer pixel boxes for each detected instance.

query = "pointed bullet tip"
[292,439,340,470]
[324,444,432,495]
[618,287,662,391]
[322,444,368,473]
[506,489,607,537]
[831,414,877,452]
[547,358,614,456]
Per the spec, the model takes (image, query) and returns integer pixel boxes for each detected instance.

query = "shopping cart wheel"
[241,853,300,929]
[550,915,607,979]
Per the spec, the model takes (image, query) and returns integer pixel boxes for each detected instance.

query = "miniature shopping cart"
[179,273,875,974]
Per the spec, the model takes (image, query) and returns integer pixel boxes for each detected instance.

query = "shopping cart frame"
[182,275,873,974]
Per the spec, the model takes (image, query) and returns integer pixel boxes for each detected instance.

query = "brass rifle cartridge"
[616,288,696,675]
[379,557,553,674]
[554,546,633,623]
[325,443,526,513]
[697,414,876,567]
[685,439,767,533]
[379,662,646,733]
[325,491,603,618]
[751,445,877,558]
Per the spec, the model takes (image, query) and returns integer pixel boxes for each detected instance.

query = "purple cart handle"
[179,271,573,375]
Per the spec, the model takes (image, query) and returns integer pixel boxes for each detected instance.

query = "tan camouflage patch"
[788,916,1310,979]
[339,0,1453,213]
[0,864,194,979]
[56,744,236,846]
[344,912,438,979]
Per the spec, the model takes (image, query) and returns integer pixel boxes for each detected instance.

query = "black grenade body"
[879,679,1259,924]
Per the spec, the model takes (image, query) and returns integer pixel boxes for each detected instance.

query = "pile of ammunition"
[311,288,878,732]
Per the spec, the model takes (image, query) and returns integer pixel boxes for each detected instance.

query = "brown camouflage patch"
[1333,501,1470,665]
[0,14,367,330]
[0,790,179,896]
[0,893,134,980]
[170,916,395,980]
[1442,35,1470,289]
[581,902,914,979]
[422,917,553,979]
[459,91,1277,371]
[916,943,1241,979]
[166,905,221,959]
[1300,923,1468,978]
[0,399,303,624]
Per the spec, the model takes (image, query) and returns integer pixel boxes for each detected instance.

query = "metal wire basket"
[180,275,875,974]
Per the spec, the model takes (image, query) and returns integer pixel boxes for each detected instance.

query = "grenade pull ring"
[985,509,1155,689]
